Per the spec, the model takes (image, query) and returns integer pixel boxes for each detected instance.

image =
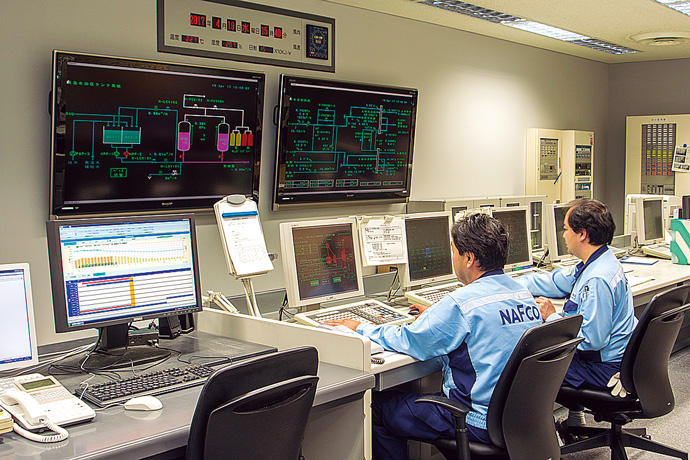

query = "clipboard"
[214,196,273,277]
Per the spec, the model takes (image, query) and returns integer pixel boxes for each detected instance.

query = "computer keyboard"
[294,299,414,327]
[507,267,548,278]
[552,257,581,269]
[76,363,216,407]
[405,281,463,306]
[641,242,671,260]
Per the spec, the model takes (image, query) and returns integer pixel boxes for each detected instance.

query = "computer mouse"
[124,395,163,411]
[409,308,420,316]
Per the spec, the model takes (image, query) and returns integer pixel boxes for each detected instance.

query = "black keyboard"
[77,363,216,407]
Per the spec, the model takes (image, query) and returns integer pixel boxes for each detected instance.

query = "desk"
[0,330,374,460]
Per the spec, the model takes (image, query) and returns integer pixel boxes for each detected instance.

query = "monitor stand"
[79,323,168,371]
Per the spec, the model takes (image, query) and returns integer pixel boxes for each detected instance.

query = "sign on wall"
[157,0,335,72]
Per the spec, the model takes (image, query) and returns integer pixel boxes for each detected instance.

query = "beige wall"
[0,0,609,345]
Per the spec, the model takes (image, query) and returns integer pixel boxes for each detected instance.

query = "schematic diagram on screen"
[274,78,417,207]
[281,101,413,190]
[66,91,254,180]
[51,54,264,215]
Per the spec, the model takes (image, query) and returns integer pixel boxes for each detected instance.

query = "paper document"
[626,275,654,287]
[214,198,273,277]
[358,216,406,266]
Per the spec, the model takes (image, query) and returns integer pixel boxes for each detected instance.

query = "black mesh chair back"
[186,346,319,460]
[489,315,583,459]
[414,315,583,460]
[557,284,690,460]
[620,284,690,418]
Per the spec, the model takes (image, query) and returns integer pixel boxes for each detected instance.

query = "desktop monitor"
[636,196,665,245]
[0,264,39,373]
[399,212,456,290]
[273,75,418,210]
[544,203,573,263]
[46,214,203,369]
[490,206,533,271]
[50,51,264,216]
[280,217,365,310]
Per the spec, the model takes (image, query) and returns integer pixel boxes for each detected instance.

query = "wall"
[0,0,609,345]
[607,58,690,227]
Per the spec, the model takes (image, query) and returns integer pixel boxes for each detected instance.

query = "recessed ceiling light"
[414,0,639,55]
[631,31,690,46]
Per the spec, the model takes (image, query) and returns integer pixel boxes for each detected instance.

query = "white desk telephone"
[0,375,95,443]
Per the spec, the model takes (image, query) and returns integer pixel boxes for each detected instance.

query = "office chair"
[186,346,319,460]
[410,314,584,460]
[558,284,690,460]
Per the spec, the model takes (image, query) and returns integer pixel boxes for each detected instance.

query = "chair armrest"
[416,395,471,460]
[415,394,470,419]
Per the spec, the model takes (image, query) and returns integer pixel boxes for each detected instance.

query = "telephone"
[0,375,95,443]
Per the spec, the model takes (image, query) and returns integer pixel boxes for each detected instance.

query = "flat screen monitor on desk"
[280,217,364,310]
[544,203,572,264]
[490,206,533,271]
[0,264,38,373]
[398,212,455,290]
[637,196,665,245]
[46,214,203,370]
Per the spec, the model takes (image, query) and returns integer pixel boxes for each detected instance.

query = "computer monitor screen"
[639,197,664,244]
[490,207,532,271]
[0,264,38,373]
[553,205,570,258]
[50,51,264,216]
[273,75,417,209]
[280,218,364,309]
[46,214,202,369]
[400,212,455,289]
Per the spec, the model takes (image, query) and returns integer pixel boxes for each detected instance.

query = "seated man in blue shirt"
[327,213,540,460]
[515,198,637,429]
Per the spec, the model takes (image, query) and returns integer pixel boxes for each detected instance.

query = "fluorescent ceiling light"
[415,0,639,55]
[502,20,588,41]
[669,2,690,14]
[653,0,690,16]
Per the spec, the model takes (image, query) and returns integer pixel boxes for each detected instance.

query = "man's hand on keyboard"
[324,318,361,331]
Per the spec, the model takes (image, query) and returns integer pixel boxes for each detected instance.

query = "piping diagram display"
[273,76,417,208]
[51,52,264,216]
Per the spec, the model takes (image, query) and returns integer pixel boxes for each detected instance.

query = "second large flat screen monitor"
[273,75,418,209]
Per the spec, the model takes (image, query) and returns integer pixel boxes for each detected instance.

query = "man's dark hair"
[565,198,616,246]
[451,213,508,271]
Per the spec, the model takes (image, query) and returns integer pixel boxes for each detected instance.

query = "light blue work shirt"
[356,270,539,430]
[516,246,637,363]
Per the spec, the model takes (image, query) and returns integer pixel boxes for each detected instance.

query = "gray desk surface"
[0,332,374,460]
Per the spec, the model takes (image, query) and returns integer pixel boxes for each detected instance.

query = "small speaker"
[682,195,690,219]
[158,315,181,339]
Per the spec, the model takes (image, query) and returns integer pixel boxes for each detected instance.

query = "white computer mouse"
[124,395,163,411]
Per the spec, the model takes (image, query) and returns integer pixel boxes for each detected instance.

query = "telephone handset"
[0,391,68,442]
[1,391,46,426]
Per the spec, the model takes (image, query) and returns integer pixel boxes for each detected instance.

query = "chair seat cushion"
[557,385,641,414]
[423,437,508,460]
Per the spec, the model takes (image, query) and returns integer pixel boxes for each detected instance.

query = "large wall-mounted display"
[273,75,417,210]
[50,51,264,216]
